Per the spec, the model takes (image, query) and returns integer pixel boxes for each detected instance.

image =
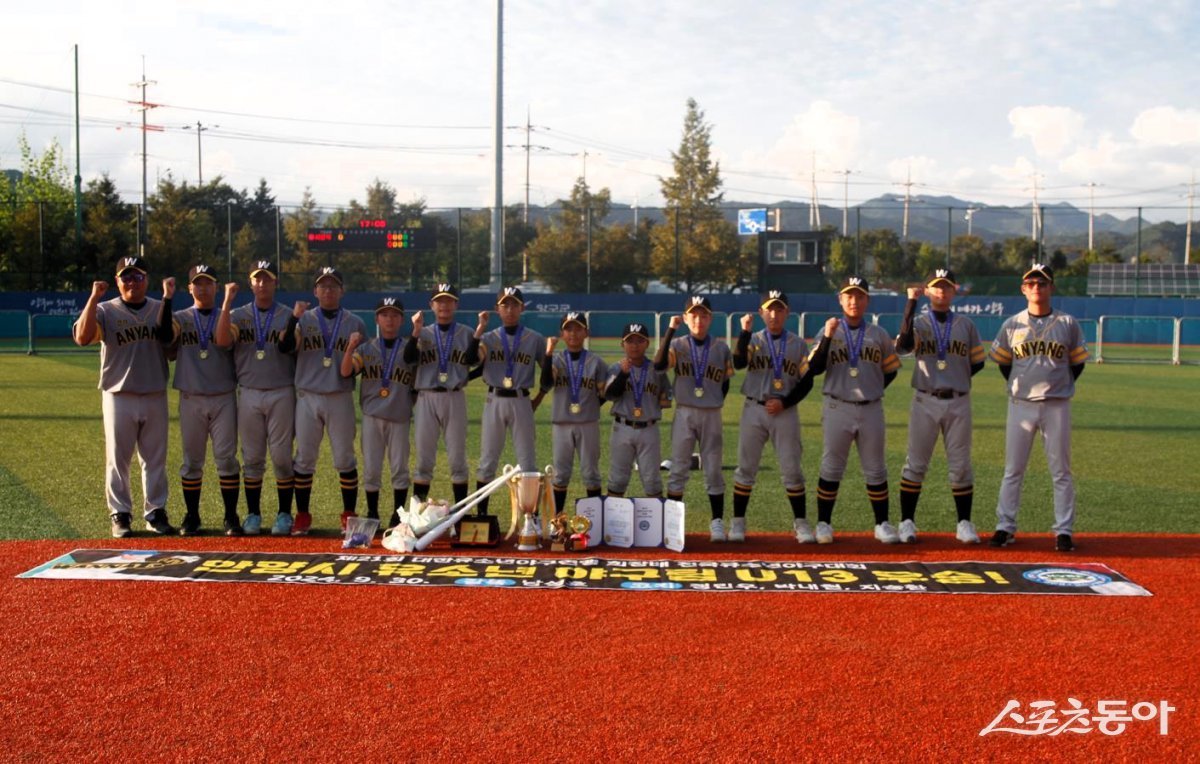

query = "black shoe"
[179,512,201,536]
[146,508,177,535]
[223,516,245,537]
[1055,533,1075,552]
[989,530,1014,548]
[111,513,133,539]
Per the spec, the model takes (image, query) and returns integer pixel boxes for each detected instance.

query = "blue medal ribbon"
[253,304,275,355]
[565,349,586,408]
[930,310,954,367]
[380,338,401,394]
[192,307,217,354]
[501,326,524,382]
[840,318,866,374]
[317,308,345,366]
[767,330,787,390]
[688,335,712,394]
[436,323,455,379]
[630,360,649,415]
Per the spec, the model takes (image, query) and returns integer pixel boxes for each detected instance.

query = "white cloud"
[1130,107,1200,147]
[1008,106,1086,157]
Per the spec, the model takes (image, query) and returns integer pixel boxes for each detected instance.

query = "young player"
[540,312,607,513]
[73,256,177,537]
[895,269,986,544]
[806,276,902,544]
[214,261,297,535]
[473,286,546,513]
[286,266,367,535]
[340,297,416,527]
[989,264,1089,552]
[655,295,734,542]
[605,322,671,498]
[731,290,813,543]
[170,264,241,535]
[403,283,484,506]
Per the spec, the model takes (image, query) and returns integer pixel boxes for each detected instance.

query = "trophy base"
[550,541,566,552]
[516,537,541,552]
[452,515,501,547]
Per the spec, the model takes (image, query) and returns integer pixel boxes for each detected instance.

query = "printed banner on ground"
[18,549,1152,595]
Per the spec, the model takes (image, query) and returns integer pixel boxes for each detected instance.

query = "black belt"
[826,395,875,406]
[615,416,656,429]
[920,389,967,400]
[746,397,770,406]
[488,387,529,398]
[424,387,462,393]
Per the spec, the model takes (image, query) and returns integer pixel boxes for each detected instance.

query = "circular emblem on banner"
[638,520,651,531]
[1022,567,1112,588]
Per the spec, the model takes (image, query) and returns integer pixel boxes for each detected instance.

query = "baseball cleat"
[110,513,133,539]
[989,530,1015,547]
[291,511,313,536]
[145,509,177,536]
[956,519,980,544]
[793,518,816,544]
[898,519,918,544]
[709,518,727,543]
[875,521,901,544]
[1055,533,1075,552]
[242,513,262,535]
[270,512,293,536]
[728,517,746,543]
[223,516,245,536]
[815,521,834,544]
[179,513,201,536]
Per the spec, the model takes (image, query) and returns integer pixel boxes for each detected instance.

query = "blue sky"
[2,0,1197,217]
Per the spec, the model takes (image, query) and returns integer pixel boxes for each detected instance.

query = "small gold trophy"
[507,468,554,551]
[549,513,593,552]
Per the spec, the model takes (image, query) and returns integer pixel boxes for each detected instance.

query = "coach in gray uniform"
[605,322,671,498]
[341,297,416,527]
[731,290,813,543]
[540,312,607,513]
[403,283,483,506]
[285,266,367,536]
[473,286,546,514]
[73,255,177,537]
[171,264,241,536]
[215,260,297,536]
[895,268,987,544]
[655,295,734,542]
[806,276,902,545]
[989,264,1089,552]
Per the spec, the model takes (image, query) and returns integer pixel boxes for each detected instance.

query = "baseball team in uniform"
[76,258,1088,552]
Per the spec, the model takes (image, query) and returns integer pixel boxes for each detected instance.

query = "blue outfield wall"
[3,291,1200,343]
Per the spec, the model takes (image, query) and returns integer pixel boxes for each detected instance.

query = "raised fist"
[410,310,425,334]
[546,337,559,353]
[293,301,310,318]
[224,282,239,301]
[741,313,754,331]
[162,277,176,299]
[824,317,840,338]
[347,331,364,349]
[907,286,924,300]
[668,314,683,330]
[619,357,632,373]
[91,281,109,300]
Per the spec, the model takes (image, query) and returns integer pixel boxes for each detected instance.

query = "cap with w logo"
[926,269,957,287]
[314,266,343,286]
[838,276,870,295]
[432,283,459,301]
[188,264,218,283]
[760,289,789,309]
[1021,263,1055,283]
[622,322,649,340]
[249,260,278,279]
[683,295,713,313]
[496,286,525,305]
[560,311,588,330]
[375,296,405,313]
[115,256,149,276]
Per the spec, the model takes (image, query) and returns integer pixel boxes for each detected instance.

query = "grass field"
[1,343,1198,541]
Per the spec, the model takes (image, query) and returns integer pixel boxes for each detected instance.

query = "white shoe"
[793,518,815,544]
[875,521,900,544]
[709,518,727,543]
[898,518,918,544]
[815,521,834,544]
[728,517,746,542]
[956,519,980,544]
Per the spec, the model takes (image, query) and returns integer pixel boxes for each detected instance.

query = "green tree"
[649,99,740,291]
[80,174,136,284]
[0,135,75,289]
[527,178,636,293]
[282,188,323,290]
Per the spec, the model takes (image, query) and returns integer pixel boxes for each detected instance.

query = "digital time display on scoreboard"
[306,220,436,251]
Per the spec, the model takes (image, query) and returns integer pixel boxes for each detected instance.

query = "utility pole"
[1083,181,1102,252]
[896,165,915,240]
[505,108,549,224]
[1027,172,1043,242]
[73,45,83,264]
[964,206,980,237]
[832,169,855,236]
[808,152,821,229]
[130,57,160,255]
[489,0,504,289]
[183,121,217,184]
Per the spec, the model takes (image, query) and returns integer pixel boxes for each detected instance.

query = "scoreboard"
[306,220,437,251]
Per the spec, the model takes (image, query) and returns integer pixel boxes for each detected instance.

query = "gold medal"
[379,388,390,398]
[438,372,448,383]
[773,379,783,390]
[937,360,948,370]
[502,376,513,388]
[632,407,643,418]
[323,357,332,368]
[849,367,859,378]
[256,350,266,360]
[570,403,581,414]
[694,387,704,398]
[199,350,209,360]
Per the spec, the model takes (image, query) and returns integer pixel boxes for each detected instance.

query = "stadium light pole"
[1083,181,1102,252]
[489,0,504,290]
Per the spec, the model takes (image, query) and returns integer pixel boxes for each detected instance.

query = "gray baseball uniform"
[172,305,239,486]
[293,307,367,474]
[990,309,1089,536]
[226,302,296,486]
[81,298,172,518]
[406,321,478,485]
[545,349,607,491]
[664,334,733,496]
[733,328,810,492]
[476,325,546,481]
[352,337,416,492]
[605,360,671,496]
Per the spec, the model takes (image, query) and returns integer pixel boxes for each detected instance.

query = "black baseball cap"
[249,260,278,279]
[431,283,460,301]
[1022,263,1055,283]
[376,297,404,314]
[188,264,218,283]
[622,322,650,340]
[560,311,588,330]
[760,290,789,309]
[926,269,958,288]
[838,276,870,295]
[314,266,343,287]
[115,256,148,277]
[683,295,712,314]
[497,286,525,306]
